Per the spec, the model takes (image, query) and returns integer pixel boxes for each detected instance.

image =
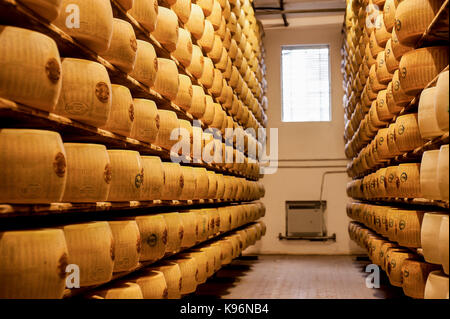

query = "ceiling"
[253,0,346,30]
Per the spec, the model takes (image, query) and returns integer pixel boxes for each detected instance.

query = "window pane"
[281,45,331,122]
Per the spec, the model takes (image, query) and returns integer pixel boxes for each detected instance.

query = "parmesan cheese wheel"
[172,75,193,112]
[424,270,449,299]
[420,150,442,200]
[439,216,449,274]
[208,35,224,63]
[135,214,167,262]
[179,251,208,284]
[386,250,417,287]
[369,30,384,59]
[63,222,114,287]
[179,211,198,249]
[207,170,218,199]
[130,98,159,143]
[161,162,184,200]
[177,119,193,157]
[20,0,63,21]
[54,0,113,52]
[207,0,222,30]
[155,110,179,151]
[139,155,164,200]
[185,4,206,40]
[162,213,184,255]
[391,28,414,60]
[375,13,391,48]
[0,129,67,204]
[376,52,393,84]
[153,58,179,101]
[129,0,159,32]
[391,70,414,107]
[100,19,137,73]
[385,166,400,198]
[187,45,205,79]
[199,57,214,88]
[129,40,158,88]
[194,247,215,278]
[437,145,449,201]
[179,166,196,201]
[102,85,134,136]
[171,0,192,24]
[435,70,449,132]
[106,150,143,201]
[88,282,144,299]
[376,89,395,121]
[418,87,444,139]
[0,26,62,112]
[202,95,216,125]
[189,85,207,119]
[385,39,399,73]
[152,7,179,51]
[198,20,215,53]
[0,228,68,299]
[132,270,168,299]
[399,46,449,95]
[193,167,209,200]
[421,213,447,264]
[150,261,182,299]
[197,0,213,16]
[383,0,398,32]
[170,257,198,294]
[62,143,111,203]
[216,173,225,199]
[397,163,421,199]
[108,220,140,272]
[55,58,112,127]
[393,209,424,248]
[394,113,423,152]
[194,209,209,242]
[172,28,193,67]
[402,259,440,299]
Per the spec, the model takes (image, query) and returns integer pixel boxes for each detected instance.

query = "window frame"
[280,44,332,123]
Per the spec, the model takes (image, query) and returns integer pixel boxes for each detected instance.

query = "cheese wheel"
[100,19,137,73]
[187,45,205,79]
[0,26,62,111]
[369,30,384,59]
[424,270,449,299]
[129,0,158,32]
[62,143,111,203]
[375,13,391,48]
[0,129,66,204]
[197,0,213,16]
[394,113,422,152]
[172,75,193,112]
[152,7,179,51]
[437,145,449,201]
[399,46,449,95]
[153,58,179,101]
[193,247,214,278]
[130,98,159,143]
[198,20,215,53]
[161,213,184,255]
[189,85,207,119]
[108,220,140,272]
[376,52,393,84]
[385,166,400,198]
[193,167,209,200]
[171,0,192,24]
[383,0,398,32]
[135,214,167,262]
[63,222,114,287]
[202,95,216,125]
[397,163,421,199]
[179,211,198,248]
[170,257,198,295]
[420,150,442,200]
[207,170,218,199]
[176,119,193,157]
[0,228,68,299]
[391,27,414,60]
[155,110,179,150]
[132,270,168,299]
[88,282,143,299]
[216,16,227,40]
[402,259,440,299]
[208,35,224,63]
[386,249,417,287]
[54,0,113,52]
[179,166,196,201]
[129,40,158,88]
[161,162,184,200]
[439,216,449,274]
[199,57,214,88]
[180,251,208,284]
[391,70,414,107]
[194,209,209,242]
[376,89,394,121]
[55,58,112,127]
[140,155,164,200]
[419,88,446,140]
[422,213,447,264]
[385,39,399,73]
[172,28,193,67]
[102,85,134,136]
[207,1,222,30]
[435,70,449,132]
[149,261,182,299]
[106,150,143,201]
[215,174,225,199]
[20,0,63,21]
[185,4,205,40]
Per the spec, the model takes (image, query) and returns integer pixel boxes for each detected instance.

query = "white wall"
[246,23,365,255]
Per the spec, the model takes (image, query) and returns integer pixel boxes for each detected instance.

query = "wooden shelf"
[416,0,450,48]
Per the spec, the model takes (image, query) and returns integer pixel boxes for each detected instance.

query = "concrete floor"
[193,255,407,299]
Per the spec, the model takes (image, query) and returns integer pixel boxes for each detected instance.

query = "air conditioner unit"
[284,201,326,237]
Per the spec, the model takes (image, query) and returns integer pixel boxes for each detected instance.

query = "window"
[281,45,331,122]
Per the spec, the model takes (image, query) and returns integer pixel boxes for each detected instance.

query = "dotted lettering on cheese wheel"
[162,228,168,245]
[104,163,112,184]
[95,82,110,103]
[400,172,408,182]
[179,227,184,240]
[398,124,405,135]
[45,58,61,83]
[179,277,183,290]
[399,220,406,230]
[195,269,199,281]
[110,237,115,261]
[155,114,160,130]
[163,287,168,299]
[136,235,141,253]
[53,152,66,178]
[403,269,409,277]
[154,57,158,72]
[130,36,138,52]
[179,175,184,189]
[395,19,401,31]
[146,233,157,247]
[129,103,135,122]
[57,252,69,279]
[400,67,407,78]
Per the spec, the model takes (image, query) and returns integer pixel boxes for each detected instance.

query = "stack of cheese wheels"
[187,45,205,79]
[179,166,196,200]
[421,213,448,264]
[0,228,68,299]
[108,220,141,272]
[179,251,208,284]
[100,19,137,73]
[153,58,179,100]
[162,213,184,255]
[54,0,113,53]
[169,256,198,295]
[401,259,440,299]
[424,270,449,299]
[396,163,421,198]
[106,150,143,201]
[149,261,182,299]
[179,211,198,249]
[172,28,193,68]
[55,58,112,127]
[172,75,193,112]
[62,143,111,203]
[193,167,210,200]
[207,171,218,199]
[185,4,206,40]
[63,221,114,287]
[20,0,63,21]
[134,214,167,262]
[88,282,144,299]
[0,129,67,204]
[152,6,179,51]
[0,26,62,112]
[102,85,134,136]
[418,87,444,139]
[440,215,449,274]
[161,162,184,200]
[139,156,164,201]
[435,70,449,132]
[129,0,159,33]
[398,46,449,95]
[420,150,441,200]
[131,269,168,299]
[394,113,422,152]
[155,110,179,151]
[437,145,449,201]
[129,40,158,88]
[130,99,159,143]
